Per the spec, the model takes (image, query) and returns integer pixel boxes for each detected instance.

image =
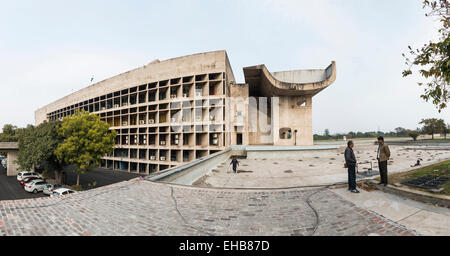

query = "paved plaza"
[0,179,416,236]
[200,144,450,188]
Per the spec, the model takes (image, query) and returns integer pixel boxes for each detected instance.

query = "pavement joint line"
[305,187,326,236]
[396,209,424,223]
[169,186,213,236]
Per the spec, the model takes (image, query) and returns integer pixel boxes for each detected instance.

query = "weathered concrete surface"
[0,179,415,236]
[199,144,450,188]
[333,187,450,236]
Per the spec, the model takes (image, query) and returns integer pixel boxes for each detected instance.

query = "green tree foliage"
[16,121,66,183]
[55,111,116,186]
[403,0,450,112]
[324,129,330,137]
[419,118,446,139]
[0,124,19,142]
[395,127,407,136]
[444,123,450,138]
[407,130,420,141]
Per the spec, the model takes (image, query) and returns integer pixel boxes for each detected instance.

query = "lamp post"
[294,129,298,146]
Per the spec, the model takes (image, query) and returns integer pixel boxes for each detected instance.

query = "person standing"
[344,140,359,193]
[230,157,239,174]
[377,136,390,186]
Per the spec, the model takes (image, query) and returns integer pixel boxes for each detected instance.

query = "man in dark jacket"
[377,136,391,186]
[230,157,239,173]
[344,140,359,193]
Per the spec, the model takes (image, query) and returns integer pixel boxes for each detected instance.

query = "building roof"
[243,61,336,97]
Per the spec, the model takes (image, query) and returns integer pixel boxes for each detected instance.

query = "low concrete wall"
[147,149,232,185]
[245,145,339,159]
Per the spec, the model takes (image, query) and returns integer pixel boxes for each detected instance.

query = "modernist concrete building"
[35,50,336,174]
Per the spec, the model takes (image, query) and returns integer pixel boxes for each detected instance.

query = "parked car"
[43,183,62,196]
[17,171,42,181]
[50,188,76,197]
[24,179,47,194]
[20,176,43,187]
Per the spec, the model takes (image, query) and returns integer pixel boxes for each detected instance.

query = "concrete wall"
[246,96,313,146]
[271,69,327,84]
[246,147,338,160]
[275,96,313,146]
[227,83,250,146]
[149,149,232,185]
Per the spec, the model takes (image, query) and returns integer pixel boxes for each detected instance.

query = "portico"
[0,142,20,176]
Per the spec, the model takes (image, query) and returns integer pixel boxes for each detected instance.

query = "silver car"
[43,183,62,196]
[24,179,47,193]
[17,171,42,181]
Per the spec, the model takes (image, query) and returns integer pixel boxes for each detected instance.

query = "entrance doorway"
[0,153,6,176]
[236,133,243,145]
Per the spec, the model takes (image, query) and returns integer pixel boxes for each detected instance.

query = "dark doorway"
[0,153,6,176]
[236,133,243,145]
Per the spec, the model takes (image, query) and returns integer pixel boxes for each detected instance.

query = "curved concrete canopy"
[243,61,336,97]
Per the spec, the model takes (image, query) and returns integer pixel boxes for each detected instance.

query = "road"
[0,168,45,200]
[0,166,143,200]
[61,166,144,188]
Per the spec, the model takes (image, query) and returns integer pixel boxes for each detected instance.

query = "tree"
[395,127,407,136]
[407,130,420,141]
[444,123,450,138]
[55,111,116,186]
[0,124,19,142]
[16,121,66,184]
[324,129,330,137]
[419,118,446,139]
[403,0,450,112]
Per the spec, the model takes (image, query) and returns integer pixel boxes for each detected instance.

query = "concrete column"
[6,150,20,176]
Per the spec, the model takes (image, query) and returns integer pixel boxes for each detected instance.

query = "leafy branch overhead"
[403,0,450,112]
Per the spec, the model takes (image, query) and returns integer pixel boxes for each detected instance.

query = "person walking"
[344,140,359,193]
[377,136,391,186]
[230,157,239,174]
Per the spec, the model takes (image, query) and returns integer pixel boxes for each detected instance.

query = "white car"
[24,179,47,193]
[50,188,76,197]
[17,171,42,181]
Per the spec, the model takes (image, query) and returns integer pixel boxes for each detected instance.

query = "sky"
[0,0,448,135]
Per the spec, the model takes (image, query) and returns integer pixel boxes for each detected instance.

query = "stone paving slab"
[0,180,416,236]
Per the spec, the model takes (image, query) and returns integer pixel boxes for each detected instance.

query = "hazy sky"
[0,0,448,134]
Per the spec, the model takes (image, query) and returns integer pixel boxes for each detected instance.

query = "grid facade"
[46,72,228,174]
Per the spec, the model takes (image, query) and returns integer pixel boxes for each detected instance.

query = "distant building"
[35,50,336,174]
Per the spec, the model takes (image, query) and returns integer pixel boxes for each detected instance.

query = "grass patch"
[388,160,450,195]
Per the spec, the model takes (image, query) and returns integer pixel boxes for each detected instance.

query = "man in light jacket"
[377,136,391,186]
[344,140,359,193]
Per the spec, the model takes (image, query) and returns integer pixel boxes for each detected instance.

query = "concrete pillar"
[6,150,20,176]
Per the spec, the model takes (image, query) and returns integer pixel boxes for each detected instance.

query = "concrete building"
[35,50,336,174]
